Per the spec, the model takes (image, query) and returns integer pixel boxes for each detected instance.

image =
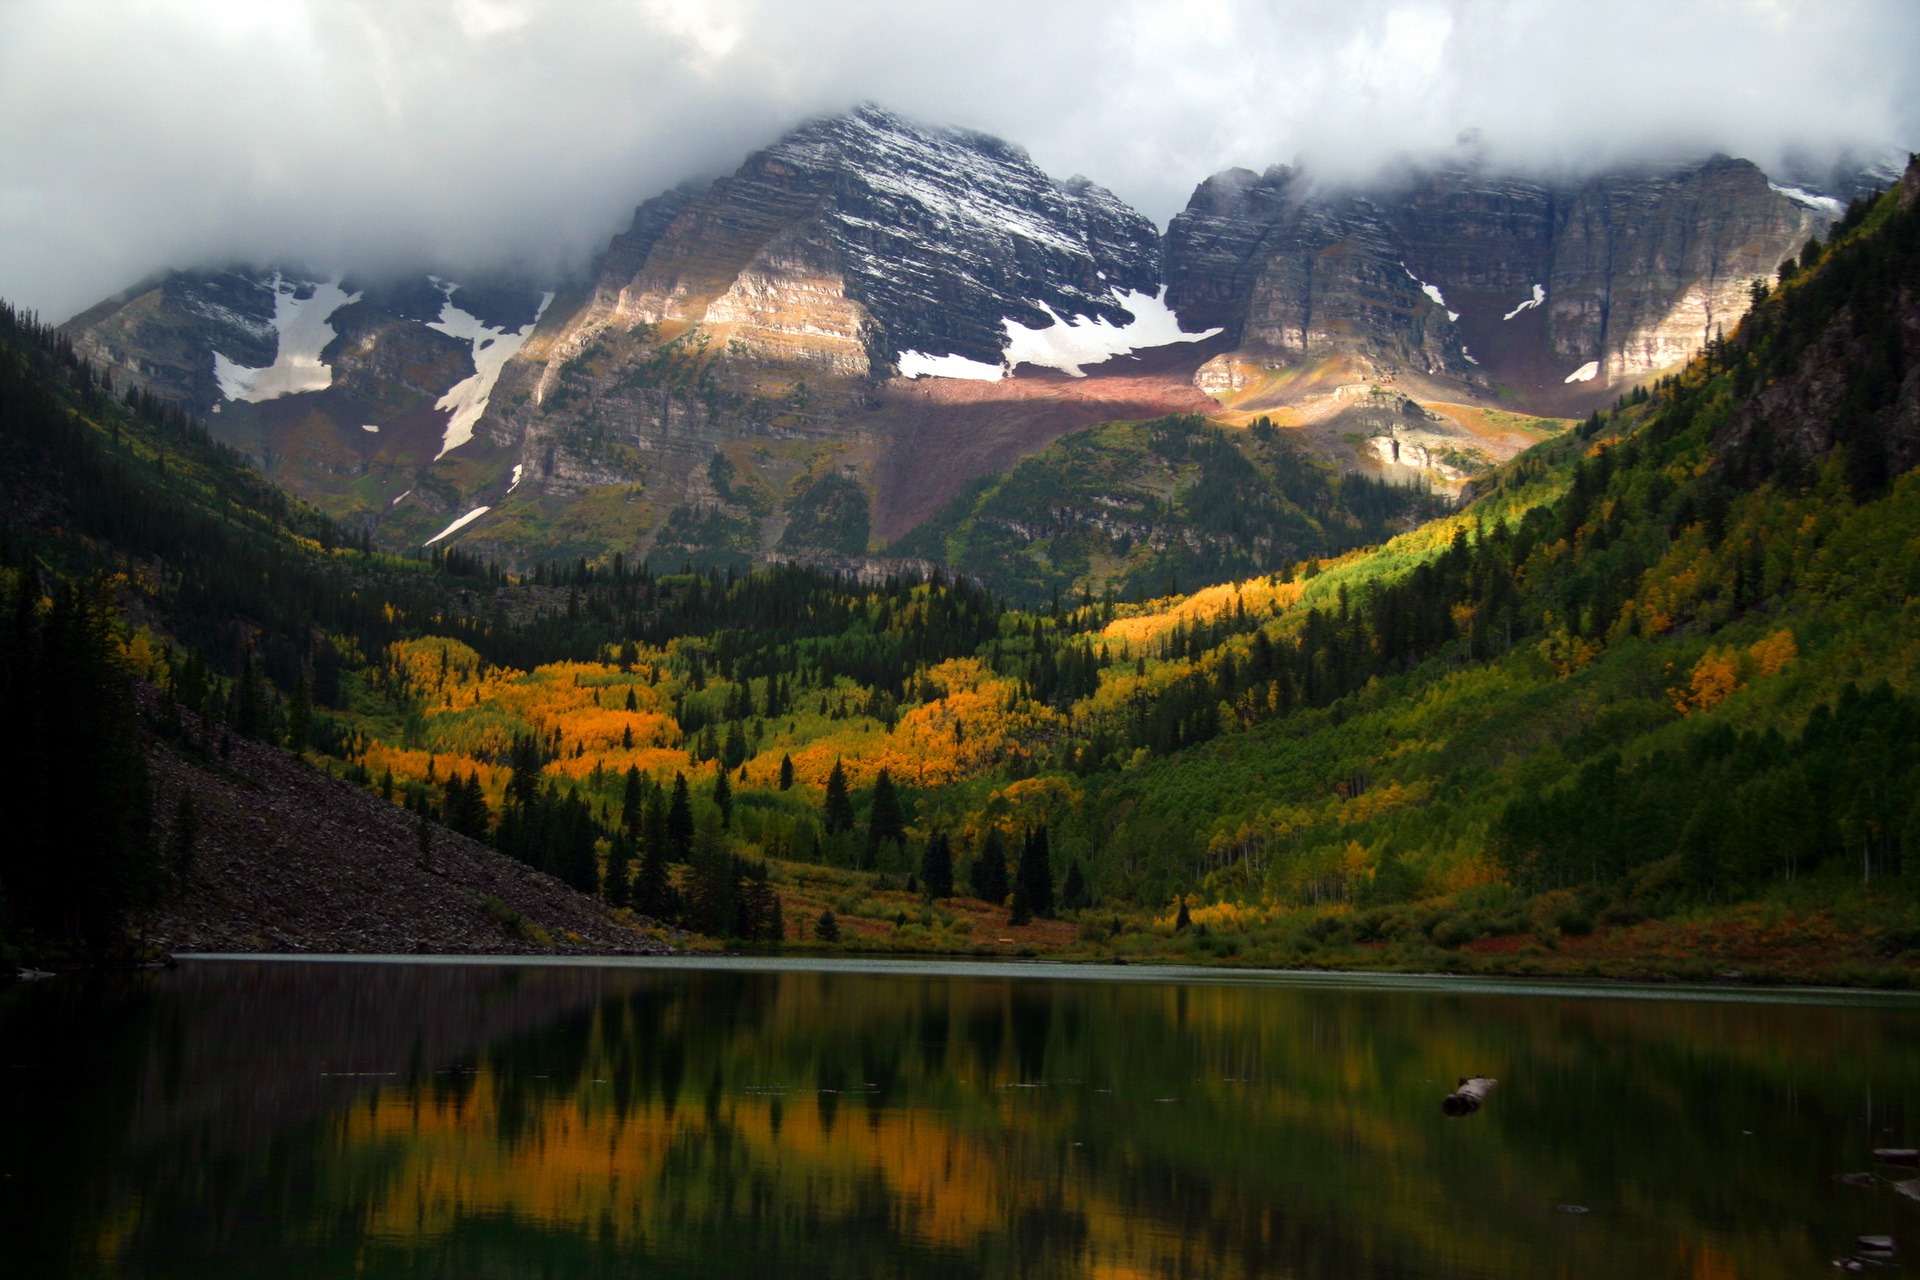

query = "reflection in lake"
[3,958,1917,1278]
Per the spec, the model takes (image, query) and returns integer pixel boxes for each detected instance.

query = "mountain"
[55,108,1878,601]
[62,266,552,526]
[464,103,1212,570]
[1166,155,1837,416]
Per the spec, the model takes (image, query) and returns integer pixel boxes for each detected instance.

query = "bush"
[1431,912,1491,949]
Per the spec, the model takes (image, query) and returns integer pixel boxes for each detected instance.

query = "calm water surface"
[3,956,1918,1278]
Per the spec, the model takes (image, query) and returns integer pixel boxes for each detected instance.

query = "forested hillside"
[4,157,1918,979]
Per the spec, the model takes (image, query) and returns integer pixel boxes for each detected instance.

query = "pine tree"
[1009,879,1032,925]
[822,759,855,834]
[1175,896,1191,931]
[1061,858,1087,910]
[687,818,739,935]
[1017,825,1054,917]
[779,753,794,790]
[634,792,673,921]
[666,772,695,860]
[714,767,733,828]
[920,831,954,900]
[970,827,1009,905]
[604,831,634,907]
[286,674,311,753]
[622,765,645,835]
[867,768,905,861]
[813,908,840,942]
[506,733,543,809]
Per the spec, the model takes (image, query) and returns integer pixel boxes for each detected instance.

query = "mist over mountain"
[2,0,1916,322]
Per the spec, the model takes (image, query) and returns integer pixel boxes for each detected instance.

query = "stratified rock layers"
[1167,156,1827,387]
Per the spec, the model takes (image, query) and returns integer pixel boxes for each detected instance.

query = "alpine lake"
[4,956,1917,1279]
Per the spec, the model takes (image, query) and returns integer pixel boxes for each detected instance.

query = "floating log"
[1872,1149,1919,1166]
[1441,1076,1497,1117]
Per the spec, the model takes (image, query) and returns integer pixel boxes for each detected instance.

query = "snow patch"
[1503,284,1546,321]
[1002,287,1222,378]
[425,506,491,544]
[1461,346,1480,366]
[1403,266,1458,321]
[361,423,380,433]
[428,283,554,459]
[1768,182,1845,218]
[899,350,1005,381]
[1564,361,1600,383]
[212,273,360,402]
[507,463,524,493]
[390,488,413,507]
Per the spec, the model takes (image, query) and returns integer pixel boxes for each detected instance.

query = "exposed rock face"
[478,102,1168,562]
[59,268,551,528]
[1167,156,1835,403]
[1545,158,1821,377]
[63,269,280,409]
[1166,165,1475,381]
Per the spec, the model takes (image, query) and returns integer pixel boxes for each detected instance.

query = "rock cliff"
[1169,156,1836,409]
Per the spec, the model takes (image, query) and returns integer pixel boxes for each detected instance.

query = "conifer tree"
[687,817,739,935]
[779,753,794,791]
[286,674,311,753]
[1061,858,1087,910]
[920,830,954,900]
[633,792,673,921]
[666,772,695,860]
[813,908,840,942]
[970,827,1009,905]
[1009,878,1032,925]
[867,768,905,861]
[604,831,633,907]
[1017,825,1054,917]
[822,759,855,834]
[622,765,645,835]
[714,766,733,828]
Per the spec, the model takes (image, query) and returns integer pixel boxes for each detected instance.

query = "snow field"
[212,273,360,403]
[425,506,491,545]
[1503,284,1546,321]
[428,284,554,459]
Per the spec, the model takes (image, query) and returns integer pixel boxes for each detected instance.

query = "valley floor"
[726,859,1920,989]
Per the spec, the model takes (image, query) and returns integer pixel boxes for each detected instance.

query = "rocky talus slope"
[142,700,673,957]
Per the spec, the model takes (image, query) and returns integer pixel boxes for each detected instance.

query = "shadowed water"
[3,956,1917,1278]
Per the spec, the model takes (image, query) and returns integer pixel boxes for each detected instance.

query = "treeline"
[0,567,154,950]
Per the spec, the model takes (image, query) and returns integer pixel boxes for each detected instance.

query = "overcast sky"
[3,0,1915,322]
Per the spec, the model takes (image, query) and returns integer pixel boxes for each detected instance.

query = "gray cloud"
[3,0,1915,321]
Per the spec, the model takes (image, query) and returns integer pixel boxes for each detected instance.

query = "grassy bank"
[709,858,1920,988]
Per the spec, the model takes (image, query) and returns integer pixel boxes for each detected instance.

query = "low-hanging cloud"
[2,0,1915,322]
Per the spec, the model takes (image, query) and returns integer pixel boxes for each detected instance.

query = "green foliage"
[776,472,871,558]
[895,414,1444,606]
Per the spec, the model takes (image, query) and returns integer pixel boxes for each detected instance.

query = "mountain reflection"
[2,960,1916,1279]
